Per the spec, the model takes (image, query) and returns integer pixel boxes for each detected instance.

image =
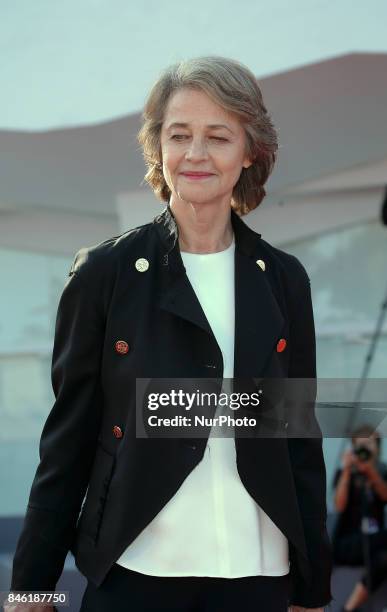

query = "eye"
[170,135,228,142]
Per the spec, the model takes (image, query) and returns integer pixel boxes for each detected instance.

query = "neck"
[169,197,234,254]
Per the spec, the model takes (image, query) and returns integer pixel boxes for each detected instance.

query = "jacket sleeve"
[286,266,334,608]
[10,250,105,591]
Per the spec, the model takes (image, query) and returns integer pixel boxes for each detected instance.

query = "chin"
[176,188,219,205]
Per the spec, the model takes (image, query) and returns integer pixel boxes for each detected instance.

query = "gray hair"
[137,55,279,215]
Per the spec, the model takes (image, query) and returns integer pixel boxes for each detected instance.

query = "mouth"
[180,172,215,180]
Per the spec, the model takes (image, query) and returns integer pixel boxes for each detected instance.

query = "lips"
[180,172,214,177]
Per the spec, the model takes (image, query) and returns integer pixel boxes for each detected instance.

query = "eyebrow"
[165,122,233,134]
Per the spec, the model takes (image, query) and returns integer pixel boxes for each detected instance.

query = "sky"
[1,0,387,131]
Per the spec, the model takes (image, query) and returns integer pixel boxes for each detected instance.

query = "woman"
[9,56,332,611]
[332,425,387,611]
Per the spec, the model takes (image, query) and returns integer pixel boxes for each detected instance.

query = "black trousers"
[333,529,387,592]
[79,563,291,612]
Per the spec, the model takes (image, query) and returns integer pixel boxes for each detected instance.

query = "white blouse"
[116,235,289,577]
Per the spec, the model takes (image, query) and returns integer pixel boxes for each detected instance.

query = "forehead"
[163,88,239,129]
[354,435,377,444]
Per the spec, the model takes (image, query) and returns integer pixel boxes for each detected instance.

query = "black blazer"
[11,204,333,608]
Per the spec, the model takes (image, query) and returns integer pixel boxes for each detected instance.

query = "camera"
[353,445,373,462]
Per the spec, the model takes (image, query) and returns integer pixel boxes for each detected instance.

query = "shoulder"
[68,219,155,283]
[256,237,312,311]
[259,238,310,286]
[377,461,387,480]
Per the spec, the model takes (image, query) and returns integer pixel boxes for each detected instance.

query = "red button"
[113,425,123,439]
[115,340,129,354]
[276,338,287,352]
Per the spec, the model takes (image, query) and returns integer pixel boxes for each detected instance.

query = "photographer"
[332,425,387,611]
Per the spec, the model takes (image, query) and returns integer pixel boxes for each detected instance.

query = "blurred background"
[1,1,387,609]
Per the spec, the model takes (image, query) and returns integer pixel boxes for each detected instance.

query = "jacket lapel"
[154,203,285,379]
[234,243,285,379]
[157,258,215,339]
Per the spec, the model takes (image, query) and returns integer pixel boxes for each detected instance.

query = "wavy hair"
[137,55,279,216]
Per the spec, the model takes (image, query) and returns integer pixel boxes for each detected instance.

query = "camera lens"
[354,445,372,462]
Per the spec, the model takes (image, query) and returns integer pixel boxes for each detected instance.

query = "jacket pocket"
[76,443,116,543]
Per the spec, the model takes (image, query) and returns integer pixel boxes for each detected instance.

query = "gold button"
[135,258,149,272]
[256,259,265,271]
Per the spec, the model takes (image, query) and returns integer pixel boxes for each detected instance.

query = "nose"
[185,138,209,161]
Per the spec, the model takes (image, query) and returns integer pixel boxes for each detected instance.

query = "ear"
[242,158,253,169]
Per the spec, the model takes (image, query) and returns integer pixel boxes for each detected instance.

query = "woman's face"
[160,87,253,208]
